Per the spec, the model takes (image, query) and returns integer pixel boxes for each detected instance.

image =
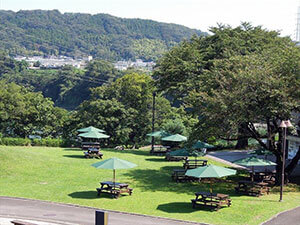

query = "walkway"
[0,196,202,225]
[262,206,300,225]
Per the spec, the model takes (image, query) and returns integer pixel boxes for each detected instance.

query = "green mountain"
[0,10,206,61]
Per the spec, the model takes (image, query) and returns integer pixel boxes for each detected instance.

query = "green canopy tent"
[92,157,137,188]
[77,126,105,133]
[185,165,236,193]
[78,131,110,139]
[146,130,170,152]
[161,134,187,142]
[167,148,205,158]
[233,156,276,181]
[248,148,273,159]
[192,141,214,150]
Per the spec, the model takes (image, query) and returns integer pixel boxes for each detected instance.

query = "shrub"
[1,137,31,146]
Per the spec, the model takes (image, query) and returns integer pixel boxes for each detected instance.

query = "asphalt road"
[0,196,202,225]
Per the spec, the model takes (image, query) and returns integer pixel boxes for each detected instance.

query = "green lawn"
[0,146,299,225]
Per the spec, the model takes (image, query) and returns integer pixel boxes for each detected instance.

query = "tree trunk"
[235,123,249,149]
[285,146,300,179]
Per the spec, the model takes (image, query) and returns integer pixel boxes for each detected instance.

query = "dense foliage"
[0,81,68,138]
[0,52,122,109]
[67,73,197,147]
[0,10,205,61]
[154,23,300,180]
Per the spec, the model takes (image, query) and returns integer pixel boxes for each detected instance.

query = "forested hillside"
[0,10,205,61]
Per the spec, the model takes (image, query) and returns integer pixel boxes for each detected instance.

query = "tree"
[0,81,68,138]
[154,24,300,181]
[154,23,297,149]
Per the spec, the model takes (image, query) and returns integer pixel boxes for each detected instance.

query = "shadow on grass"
[145,158,166,162]
[157,202,214,213]
[102,148,150,156]
[63,148,82,151]
[63,155,86,159]
[68,191,99,199]
[124,166,238,195]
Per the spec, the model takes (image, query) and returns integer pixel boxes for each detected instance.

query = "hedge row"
[0,137,76,147]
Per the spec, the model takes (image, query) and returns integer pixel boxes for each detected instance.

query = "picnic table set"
[75,128,277,211]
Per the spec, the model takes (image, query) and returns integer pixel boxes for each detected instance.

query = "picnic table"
[171,169,200,183]
[235,180,270,196]
[150,145,171,156]
[191,191,231,211]
[96,181,133,198]
[183,159,207,170]
[250,171,276,185]
[81,142,100,150]
[84,148,103,159]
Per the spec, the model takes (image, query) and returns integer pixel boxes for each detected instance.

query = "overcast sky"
[1,0,299,38]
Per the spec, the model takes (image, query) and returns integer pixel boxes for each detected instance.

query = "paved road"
[262,206,300,225]
[0,196,202,225]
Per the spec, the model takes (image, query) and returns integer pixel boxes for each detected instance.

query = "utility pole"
[151,92,156,152]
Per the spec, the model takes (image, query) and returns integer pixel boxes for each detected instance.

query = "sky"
[1,0,299,38]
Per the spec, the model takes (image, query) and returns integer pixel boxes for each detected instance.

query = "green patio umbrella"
[192,140,214,149]
[233,156,276,181]
[248,148,273,158]
[185,165,236,193]
[161,134,187,142]
[92,157,137,188]
[77,126,105,133]
[78,131,110,139]
[146,130,170,138]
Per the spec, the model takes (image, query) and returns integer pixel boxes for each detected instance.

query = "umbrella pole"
[113,169,116,189]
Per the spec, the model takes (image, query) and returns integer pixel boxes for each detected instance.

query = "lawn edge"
[259,205,300,225]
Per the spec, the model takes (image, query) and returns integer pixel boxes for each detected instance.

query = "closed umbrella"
[77,126,105,133]
[185,165,236,193]
[92,157,137,188]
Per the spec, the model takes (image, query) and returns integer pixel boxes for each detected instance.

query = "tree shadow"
[63,155,86,159]
[157,202,197,213]
[157,202,215,213]
[68,191,99,199]
[63,148,82,151]
[103,148,150,156]
[123,167,237,195]
[145,158,166,162]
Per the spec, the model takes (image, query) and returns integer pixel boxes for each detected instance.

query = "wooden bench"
[235,180,270,197]
[97,181,133,198]
[11,220,38,225]
[171,169,200,183]
[191,192,231,211]
[84,150,103,159]
[165,154,187,161]
[183,159,207,170]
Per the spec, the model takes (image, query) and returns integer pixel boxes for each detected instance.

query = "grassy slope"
[0,146,299,225]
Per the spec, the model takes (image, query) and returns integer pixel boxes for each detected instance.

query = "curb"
[0,196,207,225]
[260,205,300,225]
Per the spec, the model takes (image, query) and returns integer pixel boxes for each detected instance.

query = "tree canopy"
[154,23,300,180]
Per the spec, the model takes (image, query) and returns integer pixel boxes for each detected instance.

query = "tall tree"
[154,24,300,181]
[154,23,296,149]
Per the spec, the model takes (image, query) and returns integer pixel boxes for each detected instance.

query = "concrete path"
[0,196,202,225]
[207,150,276,172]
[262,206,300,225]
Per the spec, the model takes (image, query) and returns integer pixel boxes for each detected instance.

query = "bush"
[32,138,62,147]
[1,137,31,146]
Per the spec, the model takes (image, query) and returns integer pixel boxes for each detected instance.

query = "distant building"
[14,55,89,69]
[114,59,155,71]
